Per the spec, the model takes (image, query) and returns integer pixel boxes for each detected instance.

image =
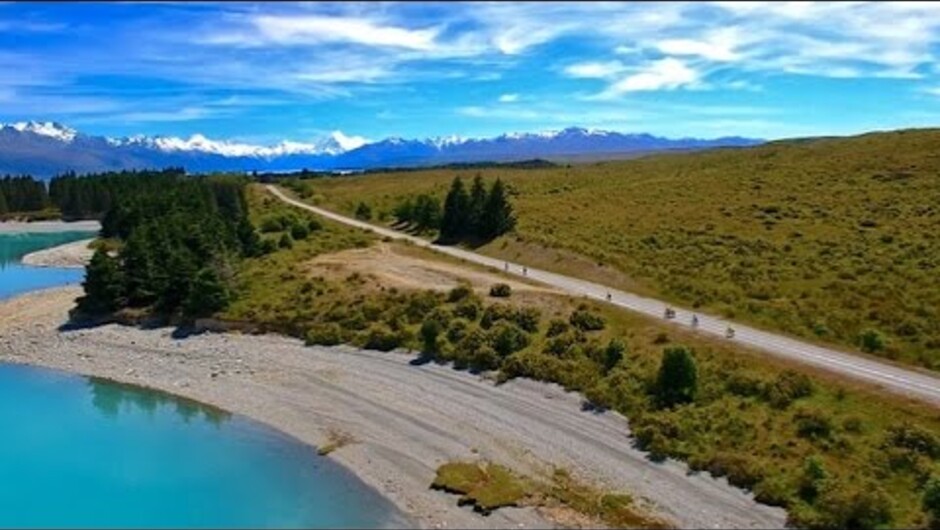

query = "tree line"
[0,176,50,215]
[393,175,516,243]
[76,169,261,321]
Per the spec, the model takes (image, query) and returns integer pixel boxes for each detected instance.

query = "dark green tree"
[354,202,372,221]
[468,174,487,236]
[440,177,470,241]
[603,338,626,373]
[925,475,940,530]
[655,346,698,407]
[76,249,125,315]
[482,178,516,239]
[183,268,230,319]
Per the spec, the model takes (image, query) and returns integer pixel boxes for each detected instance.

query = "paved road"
[268,185,940,407]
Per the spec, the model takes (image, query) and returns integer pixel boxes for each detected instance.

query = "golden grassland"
[300,128,940,372]
[218,183,940,529]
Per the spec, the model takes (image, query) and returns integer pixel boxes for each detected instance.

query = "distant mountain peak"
[1,121,78,143]
[0,120,763,178]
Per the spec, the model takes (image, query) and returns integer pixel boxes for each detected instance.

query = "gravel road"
[267,185,940,407]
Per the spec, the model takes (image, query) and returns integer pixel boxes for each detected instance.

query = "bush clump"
[489,283,512,298]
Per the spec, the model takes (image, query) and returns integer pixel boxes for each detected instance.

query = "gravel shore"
[21,238,96,268]
[0,287,787,529]
[0,220,101,234]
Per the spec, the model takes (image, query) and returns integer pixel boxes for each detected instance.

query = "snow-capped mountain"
[0,122,762,178]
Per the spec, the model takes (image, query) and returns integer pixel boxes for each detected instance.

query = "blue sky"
[3,1,940,145]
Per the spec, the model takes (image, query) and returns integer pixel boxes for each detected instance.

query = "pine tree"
[183,267,230,319]
[440,177,470,241]
[655,346,698,407]
[76,249,125,315]
[468,174,487,237]
[482,178,516,239]
[0,187,7,215]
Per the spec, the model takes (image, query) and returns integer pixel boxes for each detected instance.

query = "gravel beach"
[0,287,787,529]
[0,220,101,234]
[20,238,96,268]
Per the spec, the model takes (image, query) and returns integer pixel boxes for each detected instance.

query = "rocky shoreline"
[20,238,96,268]
[0,287,787,529]
[0,220,101,234]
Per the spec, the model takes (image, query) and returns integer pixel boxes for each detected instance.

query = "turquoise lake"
[0,232,406,528]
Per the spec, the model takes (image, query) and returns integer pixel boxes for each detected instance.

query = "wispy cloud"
[498,93,519,103]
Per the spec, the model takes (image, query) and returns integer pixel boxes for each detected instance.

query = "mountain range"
[0,121,763,178]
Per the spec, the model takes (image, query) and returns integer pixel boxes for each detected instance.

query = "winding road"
[267,185,940,407]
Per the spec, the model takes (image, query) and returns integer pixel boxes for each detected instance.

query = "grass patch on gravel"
[431,462,670,527]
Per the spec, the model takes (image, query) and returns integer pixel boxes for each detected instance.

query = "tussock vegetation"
[301,128,940,371]
[228,183,940,528]
[431,462,668,528]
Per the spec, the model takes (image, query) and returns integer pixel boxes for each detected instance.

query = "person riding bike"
[664,307,675,319]
[725,326,735,339]
[606,291,612,301]
[691,314,699,328]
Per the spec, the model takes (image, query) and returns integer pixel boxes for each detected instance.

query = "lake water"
[0,231,407,528]
[0,231,92,300]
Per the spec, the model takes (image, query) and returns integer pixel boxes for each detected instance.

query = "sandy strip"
[21,238,95,268]
[0,288,786,530]
[0,220,101,234]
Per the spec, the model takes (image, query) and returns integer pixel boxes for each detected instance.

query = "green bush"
[290,222,310,240]
[355,202,373,221]
[923,475,940,529]
[305,323,345,346]
[570,309,606,331]
[798,455,828,502]
[446,318,471,344]
[859,329,886,353]
[481,304,514,329]
[794,407,834,441]
[512,307,541,333]
[798,480,893,530]
[489,283,512,298]
[420,318,443,356]
[258,238,278,255]
[278,233,294,249]
[307,218,323,232]
[260,216,284,233]
[546,319,570,337]
[363,324,402,352]
[447,284,473,302]
[763,370,815,408]
[487,321,530,357]
[603,339,626,372]
[454,297,482,321]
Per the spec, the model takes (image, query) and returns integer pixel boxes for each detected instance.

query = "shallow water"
[0,230,407,528]
[0,363,405,528]
[0,231,93,300]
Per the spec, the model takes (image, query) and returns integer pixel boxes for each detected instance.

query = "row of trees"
[76,169,260,320]
[392,175,516,243]
[0,176,49,214]
[440,175,515,242]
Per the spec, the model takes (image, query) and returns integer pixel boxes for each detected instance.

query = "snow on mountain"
[108,132,362,158]
[0,121,763,177]
[2,121,78,143]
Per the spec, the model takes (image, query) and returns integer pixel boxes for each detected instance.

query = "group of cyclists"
[503,261,736,339]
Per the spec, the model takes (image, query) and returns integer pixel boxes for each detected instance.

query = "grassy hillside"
[224,183,940,529]
[300,128,940,371]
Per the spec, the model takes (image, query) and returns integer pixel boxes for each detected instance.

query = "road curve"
[267,185,940,407]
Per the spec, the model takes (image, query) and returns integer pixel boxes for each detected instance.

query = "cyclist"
[691,314,699,328]
[523,266,528,276]
[726,326,735,339]
[606,291,612,301]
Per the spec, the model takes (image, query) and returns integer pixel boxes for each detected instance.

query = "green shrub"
[798,455,828,502]
[307,218,322,232]
[489,283,512,298]
[725,373,764,397]
[481,304,514,329]
[420,318,443,356]
[859,329,886,353]
[884,422,940,458]
[546,319,570,337]
[258,238,278,255]
[447,284,473,302]
[290,222,310,240]
[763,370,815,408]
[363,324,402,352]
[278,233,294,249]
[794,407,834,441]
[512,307,541,333]
[454,297,482,320]
[923,475,940,529]
[355,201,373,221]
[797,480,893,530]
[570,309,606,331]
[305,323,345,346]
[446,318,471,344]
[260,216,284,233]
[487,321,530,357]
[655,346,697,407]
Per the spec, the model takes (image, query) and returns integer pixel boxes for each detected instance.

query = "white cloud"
[600,58,700,96]
[563,60,627,79]
[656,27,744,62]
[242,15,441,51]
[295,66,393,84]
[498,93,519,103]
